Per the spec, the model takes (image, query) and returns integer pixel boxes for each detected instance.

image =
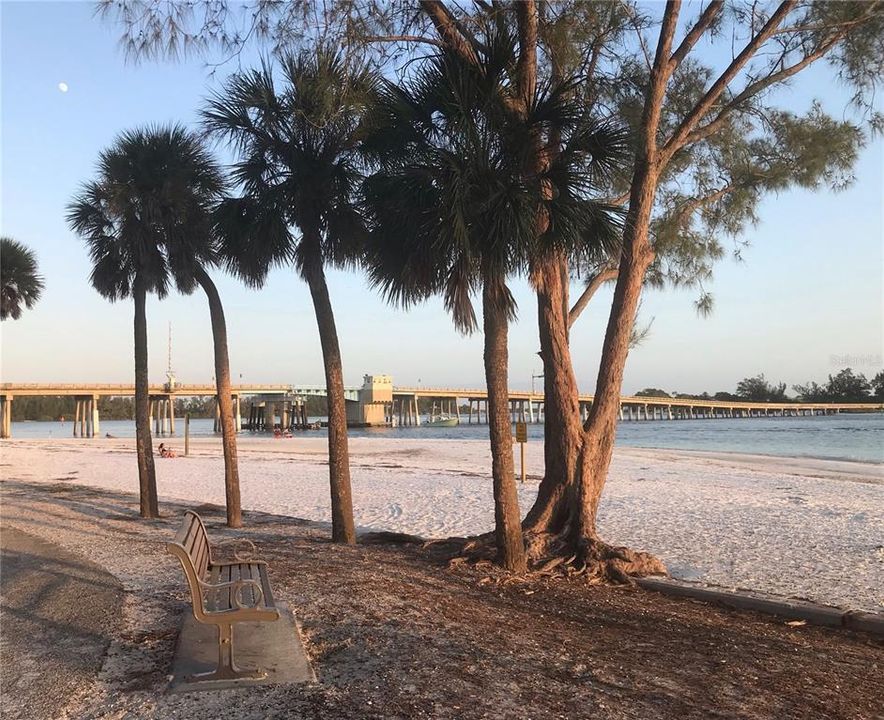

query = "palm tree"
[67,126,244,525]
[362,31,625,572]
[1,237,44,320]
[205,51,375,545]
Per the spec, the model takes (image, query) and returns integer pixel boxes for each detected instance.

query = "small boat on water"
[425,414,459,428]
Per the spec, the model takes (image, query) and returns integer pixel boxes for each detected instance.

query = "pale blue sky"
[1,1,882,394]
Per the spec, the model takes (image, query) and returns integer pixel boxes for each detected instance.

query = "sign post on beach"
[515,421,527,483]
[184,414,190,456]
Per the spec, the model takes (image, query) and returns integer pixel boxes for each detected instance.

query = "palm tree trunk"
[303,254,356,545]
[194,266,242,528]
[133,276,158,518]
[482,282,527,573]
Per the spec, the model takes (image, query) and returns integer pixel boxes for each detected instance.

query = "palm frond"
[68,125,223,301]
[205,49,376,282]
[0,237,44,320]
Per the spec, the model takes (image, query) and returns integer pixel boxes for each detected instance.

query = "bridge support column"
[234,396,242,431]
[84,397,93,437]
[413,397,420,426]
[168,397,175,435]
[0,396,12,438]
[80,397,88,437]
[91,395,100,437]
[213,397,221,433]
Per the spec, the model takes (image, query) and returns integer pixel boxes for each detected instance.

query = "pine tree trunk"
[578,158,658,542]
[195,266,241,528]
[522,253,583,541]
[303,256,356,545]
[482,283,527,573]
[520,13,676,578]
[133,277,158,518]
[521,225,665,579]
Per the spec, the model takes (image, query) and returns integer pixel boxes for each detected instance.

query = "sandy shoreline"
[1,437,881,611]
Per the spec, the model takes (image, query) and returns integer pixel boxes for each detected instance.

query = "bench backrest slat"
[167,511,212,620]
[182,518,202,557]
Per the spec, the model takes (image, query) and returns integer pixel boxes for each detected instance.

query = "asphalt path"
[1,527,123,719]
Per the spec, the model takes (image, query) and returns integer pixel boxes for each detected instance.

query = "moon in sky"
[58,82,69,93]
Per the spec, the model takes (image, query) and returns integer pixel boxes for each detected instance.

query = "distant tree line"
[10,393,345,422]
[635,368,884,403]
[14,395,223,421]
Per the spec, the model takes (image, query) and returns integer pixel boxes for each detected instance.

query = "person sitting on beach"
[158,443,177,458]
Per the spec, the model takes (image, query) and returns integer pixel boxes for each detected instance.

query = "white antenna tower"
[165,322,177,390]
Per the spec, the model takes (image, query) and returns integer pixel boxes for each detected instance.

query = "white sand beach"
[1,436,881,611]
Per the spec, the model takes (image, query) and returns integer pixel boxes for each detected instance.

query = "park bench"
[167,510,280,682]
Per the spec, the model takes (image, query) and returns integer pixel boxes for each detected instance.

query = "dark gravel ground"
[0,479,882,720]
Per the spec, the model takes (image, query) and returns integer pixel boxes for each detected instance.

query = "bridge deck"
[1,383,880,412]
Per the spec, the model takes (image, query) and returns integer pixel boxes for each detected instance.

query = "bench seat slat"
[204,564,223,612]
[257,564,275,608]
[241,563,254,607]
[229,563,240,611]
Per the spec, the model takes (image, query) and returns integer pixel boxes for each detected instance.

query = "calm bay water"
[9,412,883,464]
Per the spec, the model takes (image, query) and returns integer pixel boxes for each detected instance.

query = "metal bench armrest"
[214,538,259,562]
[198,577,265,610]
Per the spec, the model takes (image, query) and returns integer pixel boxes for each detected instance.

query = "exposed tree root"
[432,530,666,585]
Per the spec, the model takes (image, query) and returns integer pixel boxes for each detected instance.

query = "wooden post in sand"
[515,421,527,483]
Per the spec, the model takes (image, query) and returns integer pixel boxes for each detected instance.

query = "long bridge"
[0,379,880,438]
[390,386,883,426]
